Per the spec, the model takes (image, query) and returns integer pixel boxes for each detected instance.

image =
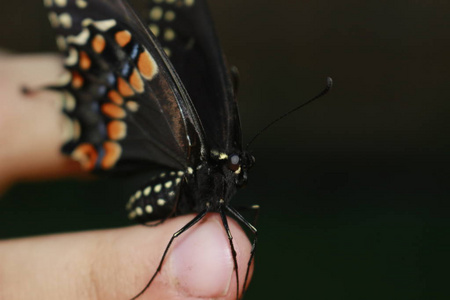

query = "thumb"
[0,213,253,300]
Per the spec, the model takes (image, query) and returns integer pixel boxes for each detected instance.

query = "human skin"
[0,53,253,300]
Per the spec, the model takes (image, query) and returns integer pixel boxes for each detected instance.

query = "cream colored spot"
[81,18,93,27]
[187,167,193,174]
[185,0,195,6]
[43,0,53,8]
[165,10,176,22]
[164,181,173,189]
[64,47,78,66]
[177,171,184,176]
[219,153,228,160]
[164,28,175,41]
[154,184,162,193]
[234,166,242,174]
[143,186,151,196]
[130,195,136,203]
[76,0,87,8]
[59,13,72,28]
[67,28,90,45]
[160,172,166,178]
[157,199,166,206]
[93,19,117,31]
[63,91,76,112]
[128,211,136,219]
[126,101,139,112]
[170,171,176,176]
[149,6,163,21]
[54,0,67,7]
[168,191,175,198]
[135,190,142,199]
[57,70,72,85]
[251,205,260,209]
[163,47,171,57]
[56,35,67,50]
[145,205,153,214]
[175,178,181,185]
[48,12,59,28]
[149,24,160,37]
[135,207,144,216]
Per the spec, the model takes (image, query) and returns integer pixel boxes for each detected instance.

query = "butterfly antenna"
[246,77,333,149]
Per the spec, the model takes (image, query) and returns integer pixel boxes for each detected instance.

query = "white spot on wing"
[64,47,78,66]
[81,18,93,27]
[48,12,59,28]
[149,6,163,21]
[54,0,67,7]
[135,207,143,216]
[145,205,153,214]
[164,28,175,41]
[93,19,117,32]
[157,199,166,206]
[164,181,173,189]
[59,13,72,28]
[175,178,181,185]
[187,167,193,174]
[56,35,67,50]
[154,184,162,193]
[43,0,53,8]
[135,190,142,199]
[75,0,87,8]
[143,186,151,196]
[165,10,176,22]
[149,24,160,37]
[67,28,90,45]
[185,0,195,6]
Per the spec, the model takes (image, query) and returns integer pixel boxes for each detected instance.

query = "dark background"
[1,1,450,299]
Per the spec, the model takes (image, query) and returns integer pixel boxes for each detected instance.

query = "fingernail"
[170,216,233,298]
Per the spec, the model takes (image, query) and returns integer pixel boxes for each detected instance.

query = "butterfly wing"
[44,0,207,172]
[144,0,243,152]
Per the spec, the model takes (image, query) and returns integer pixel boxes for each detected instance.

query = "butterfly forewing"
[144,0,243,153]
[45,0,206,172]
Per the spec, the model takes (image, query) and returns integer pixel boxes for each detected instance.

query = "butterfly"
[43,0,257,299]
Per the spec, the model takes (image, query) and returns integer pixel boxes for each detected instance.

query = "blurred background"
[1,0,450,299]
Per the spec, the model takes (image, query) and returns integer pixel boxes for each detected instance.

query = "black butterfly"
[43,0,257,299]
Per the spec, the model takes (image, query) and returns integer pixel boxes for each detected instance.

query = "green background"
[1,1,450,299]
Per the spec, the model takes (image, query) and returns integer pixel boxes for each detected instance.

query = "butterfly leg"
[219,206,241,300]
[226,205,258,297]
[130,208,208,300]
[234,204,260,227]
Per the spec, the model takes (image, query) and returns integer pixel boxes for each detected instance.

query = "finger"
[0,53,82,190]
[0,213,253,300]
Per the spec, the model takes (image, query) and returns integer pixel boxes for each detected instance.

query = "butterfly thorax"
[184,150,253,212]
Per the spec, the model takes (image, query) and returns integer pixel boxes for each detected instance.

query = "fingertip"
[128,214,253,300]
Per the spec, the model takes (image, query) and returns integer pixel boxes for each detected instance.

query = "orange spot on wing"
[71,71,84,89]
[129,68,144,93]
[72,143,98,171]
[107,120,127,140]
[101,103,126,119]
[115,30,132,47]
[117,77,135,97]
[92,34,106,53]
[79,51,91,70]
[137,49,158,80]
[101,141,122,169]
[107,90,124,105]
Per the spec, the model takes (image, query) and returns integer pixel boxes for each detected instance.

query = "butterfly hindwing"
[144,0,243,153]
[44,0,207,172]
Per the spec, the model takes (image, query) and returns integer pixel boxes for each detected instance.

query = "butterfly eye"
[228,154,240,171]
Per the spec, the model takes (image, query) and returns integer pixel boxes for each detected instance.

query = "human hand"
[0,53,253,300]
